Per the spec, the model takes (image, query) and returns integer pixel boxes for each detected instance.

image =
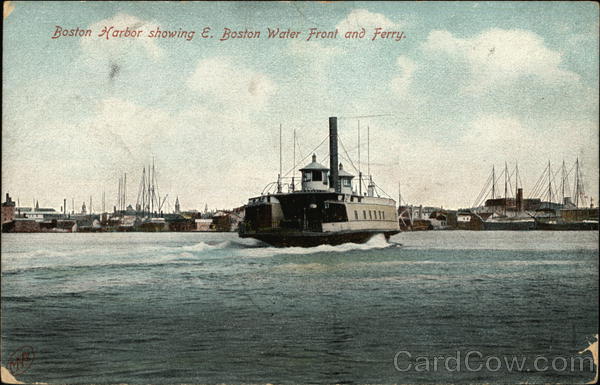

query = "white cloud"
[463,115,527,148]
[88,97,173,158]
[336,8,399,32]
[421,28,580,92]
[390,56,416,96]
[187,56,277,111]
[2,97,176,178]
[286,39,344,79]
[461,114,598,176]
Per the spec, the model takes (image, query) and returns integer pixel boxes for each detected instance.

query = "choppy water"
[1,231,598,384]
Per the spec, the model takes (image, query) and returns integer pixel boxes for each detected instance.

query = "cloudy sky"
[3,1,598,211]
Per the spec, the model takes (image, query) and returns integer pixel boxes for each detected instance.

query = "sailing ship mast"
[515,162,520,197]
[357,120,362,196]
[277,123,282,193]
[547,160,553,204]
[292,128,296,191]
[123,173,126,211]
[492,165,495,200]
[504,162,508,215]
[135,159,164,217]
[142,166,146,214]
[149,165,152,213]
[561,160,566,204]
[118,176,121,212]
[574,157,581,208]
[152,160,156,214]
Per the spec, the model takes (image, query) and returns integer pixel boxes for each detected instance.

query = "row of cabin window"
[354,209,386,220]
[303,171,327,183]
[302,171,352,187]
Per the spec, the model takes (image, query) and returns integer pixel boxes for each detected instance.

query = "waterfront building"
[1,193,16,224]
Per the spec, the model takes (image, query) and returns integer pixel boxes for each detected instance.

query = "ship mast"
[136,166,146,215]
[148,163,152,214]
[148,158,154,213]
[504,161,508,215]
[561,160,566,204]
[278,123,282,193]
[367,125,370,177]
[574,157,580,208]
[152,159,156,215]
[514,162,519,196]
[118,176,121,212]
[123,173,127,211]
[292,128,296,191]
[142,167,146,214]
[154,159,162,215]
[547,160,553,204]
[492,165,495,200]
[357,120,362,196]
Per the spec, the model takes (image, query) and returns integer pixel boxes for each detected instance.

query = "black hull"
[483,221,536,231]
[240,230,399,247]
[535,221,598,231]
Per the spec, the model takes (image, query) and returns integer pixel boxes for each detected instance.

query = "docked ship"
[472,164,538,231]
[483,214,536,230]
[482,187,536,230]
[533,159,599,231]
[535,215,598,230]
[472,159,598,231]
[239,117,400,247]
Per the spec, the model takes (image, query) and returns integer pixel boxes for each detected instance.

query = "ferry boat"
[239,117,400,247]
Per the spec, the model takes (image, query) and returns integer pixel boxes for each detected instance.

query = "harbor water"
[1,231,598,384]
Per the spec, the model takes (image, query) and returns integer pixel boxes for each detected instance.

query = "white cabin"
[300,154,329,192]
[299,155,357,195]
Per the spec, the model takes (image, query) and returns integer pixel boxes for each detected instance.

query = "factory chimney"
[329,117,339,193]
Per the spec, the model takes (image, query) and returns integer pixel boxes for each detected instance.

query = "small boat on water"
[239,117,400,247]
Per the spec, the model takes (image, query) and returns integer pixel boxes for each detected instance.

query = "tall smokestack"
[516,188,523,212]
[329,117,339,193]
